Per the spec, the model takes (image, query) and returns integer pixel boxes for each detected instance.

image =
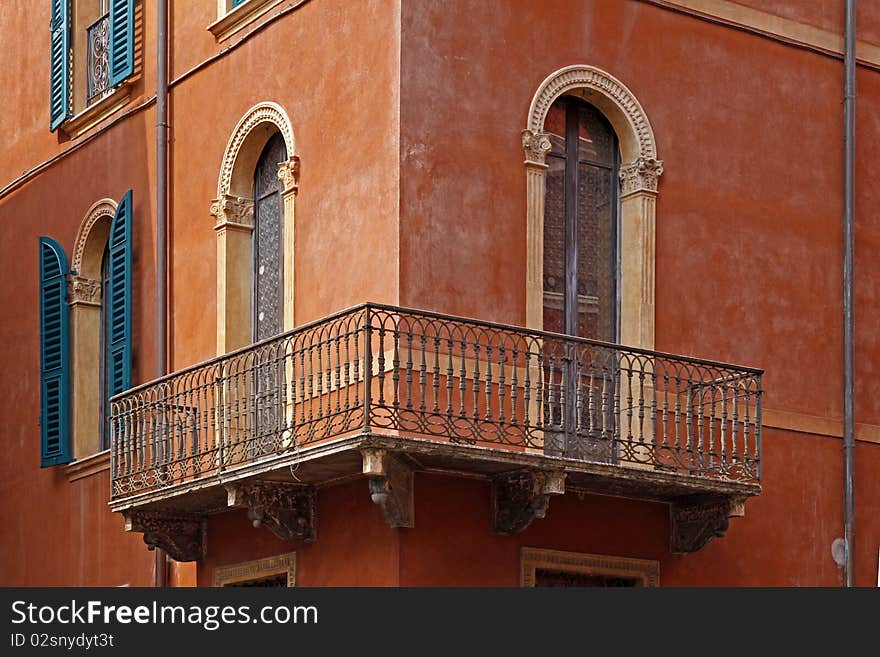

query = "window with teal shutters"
[108,0,135,87]
[108,190,133,396]
[232,0,247,8]
[39,237,72,467]
[49,0,70,131]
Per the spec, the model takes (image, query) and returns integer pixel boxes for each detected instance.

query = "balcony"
[109,304,762,560]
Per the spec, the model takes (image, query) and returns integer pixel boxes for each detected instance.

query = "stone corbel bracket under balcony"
[114,434,759,559]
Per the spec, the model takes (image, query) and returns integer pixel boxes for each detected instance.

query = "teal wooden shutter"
[39,237,72,466]
[108,0,135,87]
[49,0,70,131]
[232,0,247,7]
[108,190,133,396]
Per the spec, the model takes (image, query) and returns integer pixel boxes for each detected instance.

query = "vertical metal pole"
[155,0,169,589]
[843,0,856,588]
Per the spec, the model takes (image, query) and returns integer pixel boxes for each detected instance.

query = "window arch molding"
[210,102,299,354]
[68,198,117,459]
[522,65,663,350]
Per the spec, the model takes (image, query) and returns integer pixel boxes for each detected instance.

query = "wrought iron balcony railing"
[86,13,110,106]
[110,304,762,501]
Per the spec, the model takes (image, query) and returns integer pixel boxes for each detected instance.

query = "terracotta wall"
[0,110,157,586]
[168,0,401,372]
[0,0,400,586]
[3,0,880,587]
[398,0,880,421]
[395,0,880,584]
[200,479,400,587]
[198,424,880,587]
[0,1,157,187]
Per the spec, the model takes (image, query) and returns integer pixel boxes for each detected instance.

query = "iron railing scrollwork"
[86,13,110,106]
[110,304,762,499]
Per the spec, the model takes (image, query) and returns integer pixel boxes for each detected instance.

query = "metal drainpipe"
[155,0,169,588]
[843,0,856,588]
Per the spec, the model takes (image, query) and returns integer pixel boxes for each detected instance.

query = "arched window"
[523,65,662,351]
[212,102,298,356]
[99,244,111,449]
[542,96,618,341]
[252,132,287,341]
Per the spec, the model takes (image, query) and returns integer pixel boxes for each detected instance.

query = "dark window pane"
[543,154,565,335]
[535,568,638,587]
[544,102,566,157]
[100,245,111,450]
[253,132,287,341]
[541,96,617,342]
[577,162,616,342]
[577,103,615,165]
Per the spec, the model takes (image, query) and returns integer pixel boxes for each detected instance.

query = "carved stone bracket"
[521,129,552,168]
[491,470,566,535]
[67,275,101,306]
[210,194,254,230]
[619,157,664,196]
[277,155,300,194]
[670,496,746,554]
[226,482,317,541]
[123,510,206,562]
[362,449,414,528]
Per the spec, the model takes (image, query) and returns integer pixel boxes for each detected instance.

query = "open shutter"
[108,190,133,396]
[39,237,72,466]
[49,0,70,131]
[108,0,135,87]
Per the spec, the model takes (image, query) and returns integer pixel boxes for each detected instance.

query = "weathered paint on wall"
[2,0,879,587]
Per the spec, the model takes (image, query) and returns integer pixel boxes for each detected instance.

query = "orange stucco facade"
[1,0,879,587]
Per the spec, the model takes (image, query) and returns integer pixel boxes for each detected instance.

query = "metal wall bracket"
[670,496,746,554]
[491,470,566,535]
[226,482,317,542]
[362,448,414,528]
[123,510,206,562]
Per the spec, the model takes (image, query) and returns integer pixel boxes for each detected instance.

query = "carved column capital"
[491,470,565,535]
[362,449,414,528]
[210,194,254,230]
[123,510,206,562]
[67,275,101,306]
[227,482,317,541]
[277,156,300,195]
[619,157,664,196]
[522,129,552,168]
[670,496,746,554]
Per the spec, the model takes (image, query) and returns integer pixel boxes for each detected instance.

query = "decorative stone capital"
[491,470,565,535]
[277,156,300,194]
[522,129,552,168]
[362,449,414,528]
[227,482,317,541]
[619,157,664,196]
[210,194,254,230]
[123,510,206,562]
[67,275,101,306]
[670,496,746,554]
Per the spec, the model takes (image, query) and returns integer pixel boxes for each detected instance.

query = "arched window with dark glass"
[253,132,287,342]
[99,244,111,450]
[543,96,619,342]
[542,96,619,462]
[251,132,287,453]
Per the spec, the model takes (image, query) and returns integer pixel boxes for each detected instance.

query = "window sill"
[208,0,298,42]
[61,84,132,140]
[64,449,110,483]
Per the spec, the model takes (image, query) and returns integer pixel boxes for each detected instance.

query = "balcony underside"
[112,431,760,560]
